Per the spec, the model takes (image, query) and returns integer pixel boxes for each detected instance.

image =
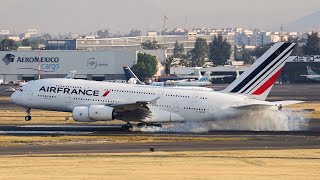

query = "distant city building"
[0,30,10,36]
[8,36,20,41]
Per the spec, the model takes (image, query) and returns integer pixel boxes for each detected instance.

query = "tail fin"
[307,66,318,75]
[198,71,211,82]
[123,66,145,85]
[223,42,296,100]
[236,66,240,79]
[198,71,203,79]
[65,70,77,79]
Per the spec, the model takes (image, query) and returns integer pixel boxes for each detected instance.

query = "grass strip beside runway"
[0,135,249,146]
[0,149,318,179]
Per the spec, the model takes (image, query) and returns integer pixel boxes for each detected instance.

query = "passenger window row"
[107,89,156,95]
[74,97,118,103]
[165,94,190,98]
[38,95,56,98]
[150,104,172,108]
[56,85,81,89]
[183,107,206,111]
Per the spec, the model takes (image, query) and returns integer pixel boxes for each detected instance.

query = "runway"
[0,124,320,135]
[0,133,319,155]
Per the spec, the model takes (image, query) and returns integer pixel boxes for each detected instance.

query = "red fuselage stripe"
[102,91,110,97]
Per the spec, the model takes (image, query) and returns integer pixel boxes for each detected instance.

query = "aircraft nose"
[11,91,19,104]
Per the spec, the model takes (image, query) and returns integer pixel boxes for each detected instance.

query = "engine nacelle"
[72,105,115,122]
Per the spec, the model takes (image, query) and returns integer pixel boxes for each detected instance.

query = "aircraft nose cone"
[11,91,18,104]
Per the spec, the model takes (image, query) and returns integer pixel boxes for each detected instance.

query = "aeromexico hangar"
[0,50,137,82]
[282,55,320,83]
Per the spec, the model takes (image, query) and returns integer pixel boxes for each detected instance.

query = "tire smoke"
[137,109,309,133]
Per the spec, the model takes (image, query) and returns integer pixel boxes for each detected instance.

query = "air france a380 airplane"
[11,43,301,130]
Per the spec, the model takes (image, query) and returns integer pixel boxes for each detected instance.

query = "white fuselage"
[11,78,269,123]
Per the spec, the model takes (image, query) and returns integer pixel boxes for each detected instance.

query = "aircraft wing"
[108,97,160,120]
[209,75,233,79]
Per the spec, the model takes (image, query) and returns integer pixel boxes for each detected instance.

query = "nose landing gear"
[25,108,32,121]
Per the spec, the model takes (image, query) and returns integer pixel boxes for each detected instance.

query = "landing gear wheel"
[137,123,162,128]
[122,123,133,131]
[137,123,145,128]
[25,108,31,121]
[25,116,32,121]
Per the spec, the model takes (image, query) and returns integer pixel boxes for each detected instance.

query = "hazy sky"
[0,0,319,34]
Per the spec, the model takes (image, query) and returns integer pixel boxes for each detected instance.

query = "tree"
[189,38,208,67]
[252,43,273,58]
[42,33,52,40]
[288,37,303,56]
[0,39,18,51]
[128,29,141,37]
[173,41,185,59]
[164,41,187,74]
[96,29,110,38]
[208,35,231,65]
[141,40,161,50]
[28,37,45,50]
[302,32,320,55]
[131,53,157,81]
[241,46,254,64]
[21,38,31,46]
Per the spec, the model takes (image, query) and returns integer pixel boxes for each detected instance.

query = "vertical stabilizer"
[223,42,296,100]
[307,66,318,75]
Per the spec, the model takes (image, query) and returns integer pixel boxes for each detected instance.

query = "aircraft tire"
[25,116,32,121]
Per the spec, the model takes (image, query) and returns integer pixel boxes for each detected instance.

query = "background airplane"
[300,66,320,81]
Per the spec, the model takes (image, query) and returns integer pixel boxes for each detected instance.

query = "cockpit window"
[19,89,23,92]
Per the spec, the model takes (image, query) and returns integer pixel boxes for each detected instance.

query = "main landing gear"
[137,123,162,128]
[121,123,133,131]
[121,122,163,131]
[25,108,32,121]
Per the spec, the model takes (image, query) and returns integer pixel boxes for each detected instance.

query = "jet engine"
[72,105,116,122]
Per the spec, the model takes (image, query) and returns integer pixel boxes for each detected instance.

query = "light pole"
[37,45,41,80]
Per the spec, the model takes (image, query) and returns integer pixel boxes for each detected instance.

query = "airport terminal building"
[282,55,320,83]
[0,50,138,82]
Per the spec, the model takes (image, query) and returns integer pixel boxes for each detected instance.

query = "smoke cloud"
[137,109,309,133]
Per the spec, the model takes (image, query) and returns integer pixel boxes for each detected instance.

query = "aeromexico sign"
[289,55,320,62]
[2,53,60,72]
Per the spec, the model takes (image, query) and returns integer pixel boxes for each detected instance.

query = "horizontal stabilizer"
[231,104,273,110]
[272,100,304,106]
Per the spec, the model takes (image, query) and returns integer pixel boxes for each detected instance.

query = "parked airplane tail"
[123,66,145,85]
[223,42,296,100]
[307,66,318,75]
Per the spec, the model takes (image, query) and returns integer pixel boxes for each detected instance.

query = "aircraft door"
[207,106,215,114]
[192,93,198,103]
[158,90,164,97]
[173,103,179,112]
[65,96,71,103]
[28,89,34,100]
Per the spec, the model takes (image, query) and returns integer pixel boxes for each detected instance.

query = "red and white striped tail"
[223,42,296,100]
